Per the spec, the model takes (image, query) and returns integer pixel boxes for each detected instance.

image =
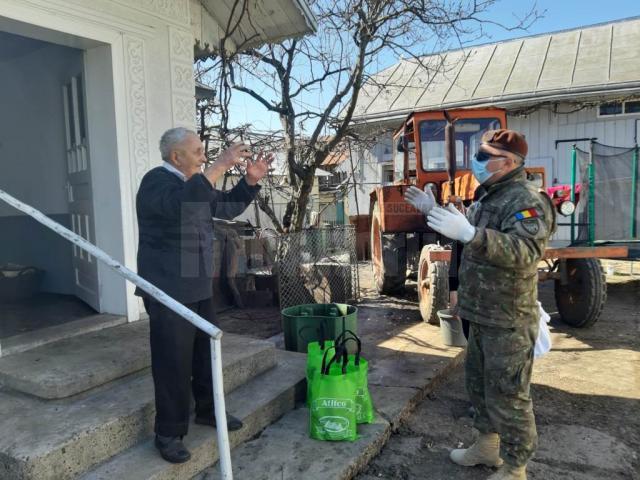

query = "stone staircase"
[0,319,306,480]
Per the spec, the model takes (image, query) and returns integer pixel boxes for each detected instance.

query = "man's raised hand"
[216,142,253,170]
[245,152,275,185]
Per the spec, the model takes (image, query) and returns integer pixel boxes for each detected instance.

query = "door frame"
[0,6,148,320]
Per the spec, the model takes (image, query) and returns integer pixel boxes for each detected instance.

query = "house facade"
[0,0,315,346]
[346,17,640,240]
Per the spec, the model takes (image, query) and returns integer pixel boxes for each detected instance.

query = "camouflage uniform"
[458,166,556,467]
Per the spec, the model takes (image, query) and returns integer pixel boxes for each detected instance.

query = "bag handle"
[321,344,348,375]
[339,336,361,366]
[317,320,327,350]
[335,329,362,365]
[335,329,359,345]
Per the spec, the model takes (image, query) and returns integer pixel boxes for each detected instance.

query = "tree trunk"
[290,166,316,231]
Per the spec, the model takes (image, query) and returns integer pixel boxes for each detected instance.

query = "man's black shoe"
[195,413,243,431]
[154,435,191,463]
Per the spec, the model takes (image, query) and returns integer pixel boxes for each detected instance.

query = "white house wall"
[508,105,639,185]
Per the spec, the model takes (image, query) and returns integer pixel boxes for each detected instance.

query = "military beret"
[481,129,528,160]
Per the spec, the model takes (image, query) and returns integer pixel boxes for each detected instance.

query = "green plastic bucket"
[281,303,358,353]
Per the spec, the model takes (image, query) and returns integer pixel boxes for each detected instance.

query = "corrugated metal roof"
[352,16,640,123]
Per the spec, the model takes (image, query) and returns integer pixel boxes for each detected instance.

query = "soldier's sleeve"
[466,192,555,269]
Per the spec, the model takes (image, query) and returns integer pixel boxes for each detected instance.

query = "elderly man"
[135,127,272,463]
[406,130,555,480]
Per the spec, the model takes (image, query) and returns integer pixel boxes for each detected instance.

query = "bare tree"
[197,0,540,232]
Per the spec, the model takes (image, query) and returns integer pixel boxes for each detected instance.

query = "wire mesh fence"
[276,225,360,309]
[576,142,639,243]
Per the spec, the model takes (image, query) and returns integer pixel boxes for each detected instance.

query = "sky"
[225,0,639,133]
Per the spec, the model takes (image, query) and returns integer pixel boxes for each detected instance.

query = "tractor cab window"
[419,118,501,171]
[394,142,404,182]
[394,133,415,182]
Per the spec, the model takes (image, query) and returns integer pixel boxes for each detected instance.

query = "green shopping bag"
[305,323,334,406]
[336,330,375,424]
[309,346,358,442]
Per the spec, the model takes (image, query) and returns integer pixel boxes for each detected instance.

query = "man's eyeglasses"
[474,150,505,162]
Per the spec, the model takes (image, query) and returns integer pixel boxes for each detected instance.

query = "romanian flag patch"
[514,208,540,220]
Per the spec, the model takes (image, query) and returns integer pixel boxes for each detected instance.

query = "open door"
[63,74,100,311]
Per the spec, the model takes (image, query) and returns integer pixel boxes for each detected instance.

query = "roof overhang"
[350,82,640,127]
[191,0,317,59]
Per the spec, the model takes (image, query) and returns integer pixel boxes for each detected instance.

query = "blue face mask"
[472,152,504,184]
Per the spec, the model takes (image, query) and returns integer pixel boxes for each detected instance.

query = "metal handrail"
[0,188,233,479]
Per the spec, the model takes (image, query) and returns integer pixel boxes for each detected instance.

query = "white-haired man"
[135,127,272,463]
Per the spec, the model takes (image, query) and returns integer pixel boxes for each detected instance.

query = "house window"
[599,102,622,116]
[598,100,640,117]
[625,101,640,114]
[381,164,394,184]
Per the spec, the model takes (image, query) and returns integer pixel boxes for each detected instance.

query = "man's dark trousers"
[144,297,215,437]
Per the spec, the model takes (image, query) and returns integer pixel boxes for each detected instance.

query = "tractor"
[369,108,628,328]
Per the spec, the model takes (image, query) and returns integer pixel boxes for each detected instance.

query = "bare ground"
[355,262,640,480]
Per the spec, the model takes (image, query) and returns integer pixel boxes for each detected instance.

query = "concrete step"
[81,350,306,480]
[0,330,278,480]
[0,313,126,357]
[0,320,276,399]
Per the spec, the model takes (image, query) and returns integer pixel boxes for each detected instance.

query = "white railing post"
[0,188,233,479]
[211,338,233,479]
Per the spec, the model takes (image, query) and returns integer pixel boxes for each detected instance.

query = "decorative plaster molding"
[123,35,151,186]
[173,94,197,128]
[172,63,194,91]
[168,26,196,128]
[169,26,194,59]
[113,0,190,26]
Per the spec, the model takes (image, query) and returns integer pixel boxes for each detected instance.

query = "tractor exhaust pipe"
[443,110,456,199]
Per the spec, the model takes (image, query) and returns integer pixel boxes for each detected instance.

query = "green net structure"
[574,142,639,244]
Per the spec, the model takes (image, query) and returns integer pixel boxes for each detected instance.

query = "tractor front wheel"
[554,258,607,328]
[418,244,449,325]
[370,201,407,294]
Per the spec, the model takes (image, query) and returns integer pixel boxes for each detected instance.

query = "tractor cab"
[392,108,506,202]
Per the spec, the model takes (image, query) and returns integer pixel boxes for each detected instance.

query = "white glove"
[427,203,476,243]
[404,186,436,215]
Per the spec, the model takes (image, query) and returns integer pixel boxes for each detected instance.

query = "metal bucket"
[437,309,467,347]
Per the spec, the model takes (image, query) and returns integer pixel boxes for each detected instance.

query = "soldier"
[426,129,555,480]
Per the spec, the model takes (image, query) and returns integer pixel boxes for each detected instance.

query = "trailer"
[369,108,629,327]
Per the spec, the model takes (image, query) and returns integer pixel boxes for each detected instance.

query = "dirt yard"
[356,261,640,480]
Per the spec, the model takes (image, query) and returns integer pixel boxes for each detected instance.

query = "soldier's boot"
[487,464,527,480]
[449,433,503,467]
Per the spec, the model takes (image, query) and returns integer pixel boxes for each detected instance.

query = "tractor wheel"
[370,201,407,294]
[418,244,450,325]
[554,258,607,328]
